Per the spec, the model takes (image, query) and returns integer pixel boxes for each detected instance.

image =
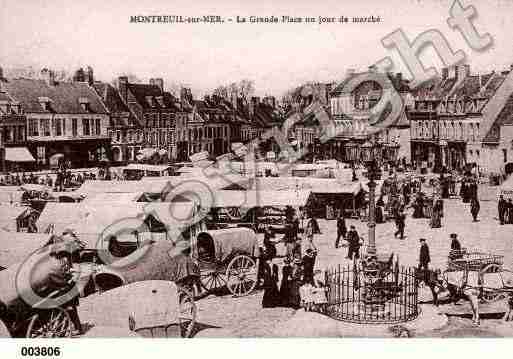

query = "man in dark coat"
[471,197,480,222]
[498,195,507,225]
[418,238,430,271]
[302,249,317,285]
[346,225,361,260]
[335,211,347,248]
[508,199,513,224]
[394,211,406,239]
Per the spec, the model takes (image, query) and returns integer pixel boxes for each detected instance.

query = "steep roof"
[3,78,108,114]
[331,71,394,96]
[127,83,180,111]
[93,82,129,113]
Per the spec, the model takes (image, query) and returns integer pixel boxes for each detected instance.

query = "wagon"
[445,249,506,303]
[0,248,76,338]
[194,228,260,297]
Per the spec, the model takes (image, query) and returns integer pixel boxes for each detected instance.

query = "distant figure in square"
[335,211,347,248]
[470,197,480,222]
[346,225,361,260]
[418,238,430,271]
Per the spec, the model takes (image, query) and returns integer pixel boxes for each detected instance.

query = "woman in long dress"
[289,259,303,309]
[430,199,442,228]
[262,264,280,308]
[279,259,292,307]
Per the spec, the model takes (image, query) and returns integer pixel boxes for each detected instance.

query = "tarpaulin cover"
[125,280,180,329]
[0,231,51,268]
[102,240,199,285]
[196,228,259,263]
[5,147,35,162]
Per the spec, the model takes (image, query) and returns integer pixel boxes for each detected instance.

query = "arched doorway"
[112,147,122,162]
[505,162,513,175]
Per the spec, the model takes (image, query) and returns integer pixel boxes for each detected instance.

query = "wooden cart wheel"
[26,308,72,338]
[226,207,242,220]
[226,255,258,297]
[480,263,506,303]
[200,270,227,292]
[178,290,197,338]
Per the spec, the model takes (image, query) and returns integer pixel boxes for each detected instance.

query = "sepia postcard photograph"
[1,0,513,354]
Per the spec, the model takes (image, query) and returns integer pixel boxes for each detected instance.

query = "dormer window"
[78,97,90,111]
[155,96,165,108]
[38,96,52,111]
[146,96,155,107]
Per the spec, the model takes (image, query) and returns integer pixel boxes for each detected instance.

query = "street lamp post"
[360,140,381,260]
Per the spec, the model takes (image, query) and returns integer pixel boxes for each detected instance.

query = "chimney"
[118,76,128,103]
[180,87,193,105]
[41,68,56,86]
[84,66,94,85]
[441,67,449,80]
[237,97,245,113]
[249,97,259,116]
[154,78,163,92]
[231,91,238,110]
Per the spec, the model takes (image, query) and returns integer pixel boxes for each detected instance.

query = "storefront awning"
[5,147,35,162]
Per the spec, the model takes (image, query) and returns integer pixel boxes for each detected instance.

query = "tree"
[213,85,229,100]
[238,79,254,100]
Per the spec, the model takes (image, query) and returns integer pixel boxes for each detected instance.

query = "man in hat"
[49,241,84,336]
[498,195,507,225]
[171,240,203,297]
[418,238,430,271]
[335,211,347,249]
[302,248,317,285]
[449,233,462,260]
[346,225,361,260]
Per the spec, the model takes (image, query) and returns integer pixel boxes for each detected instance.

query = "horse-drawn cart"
[194,228,260,297]
[0,249,76,338]
[446,249,506,303]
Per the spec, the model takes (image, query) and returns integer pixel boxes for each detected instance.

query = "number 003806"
[21,347,61,357]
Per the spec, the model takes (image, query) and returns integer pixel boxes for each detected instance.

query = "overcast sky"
[1,0,513,97]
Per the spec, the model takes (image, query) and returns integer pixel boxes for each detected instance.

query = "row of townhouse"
[0,65,283,170]
[291,69,412,163]
[286,64,513,175]
[0,67,111,169]
[409,64,513,175]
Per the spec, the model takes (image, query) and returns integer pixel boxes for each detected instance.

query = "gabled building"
[176,91,242,161]
[409,64,512,174]
[2,68,110,168]
[0,67,30,170]
[117,76,185,160]
[92,81,144,163]
[291,68,411,163]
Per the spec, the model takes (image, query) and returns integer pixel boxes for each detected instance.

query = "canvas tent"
[250,177,362,218]
[0,189,24,204]
[0,231,51,269]
[36,202,88,234]
[0,206,33,232]
[211,190,312,209]
[37,202,200,248]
